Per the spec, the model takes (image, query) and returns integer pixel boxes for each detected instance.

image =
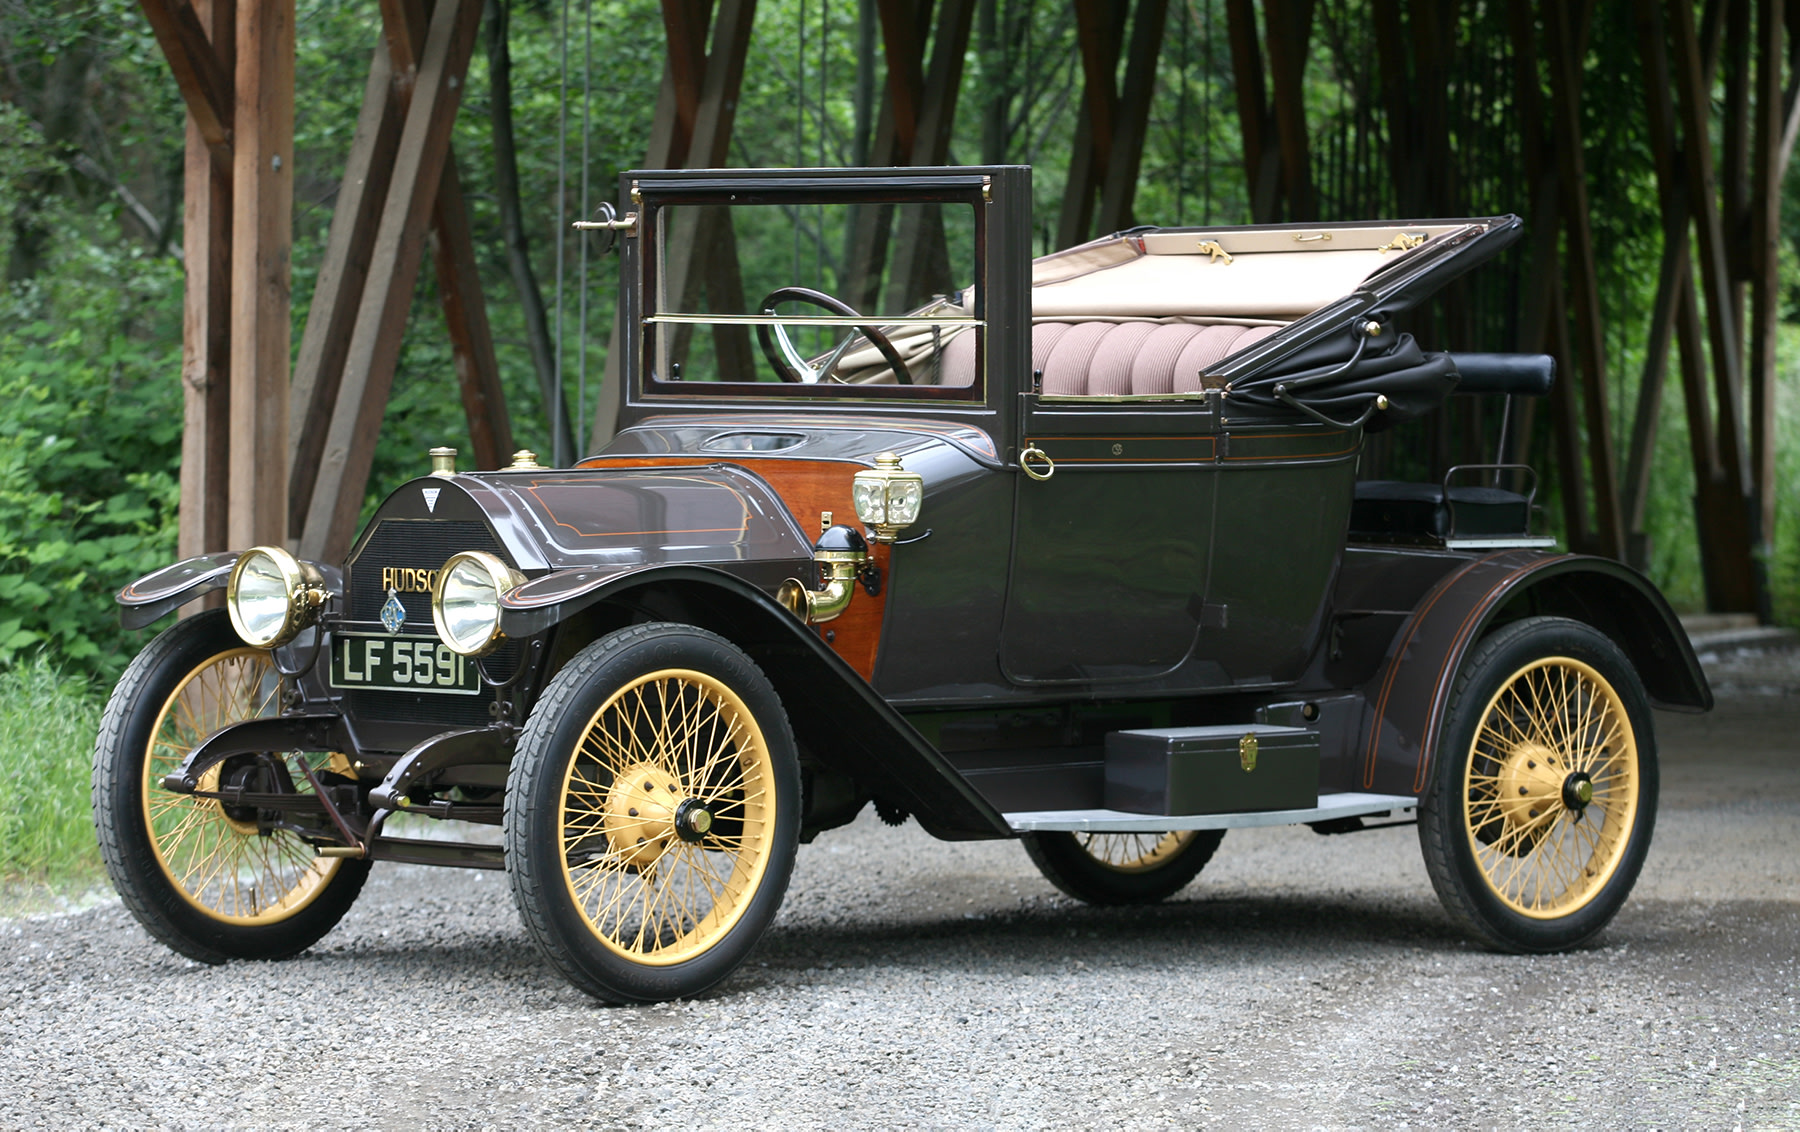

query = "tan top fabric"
[1031,223,1476,319]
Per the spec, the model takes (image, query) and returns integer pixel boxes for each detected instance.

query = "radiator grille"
[342,518,520,728]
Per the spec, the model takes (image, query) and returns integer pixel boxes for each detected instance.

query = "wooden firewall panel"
[576,455,889,679]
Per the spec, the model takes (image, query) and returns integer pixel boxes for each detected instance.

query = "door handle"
[1019,446,1055,481]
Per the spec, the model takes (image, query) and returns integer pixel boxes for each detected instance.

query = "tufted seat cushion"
[1036,321,1278,395]
[935,320,1278,392]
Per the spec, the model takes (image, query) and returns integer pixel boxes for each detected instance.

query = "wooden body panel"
[578,454,889,679]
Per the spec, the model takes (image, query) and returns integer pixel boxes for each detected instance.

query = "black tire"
[92,610,370,963]
[1022,829,1225,905]
[505,623,802,1003]
[1418,616,1658,952]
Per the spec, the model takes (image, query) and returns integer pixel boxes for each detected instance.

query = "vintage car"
[97,166,1711,1003]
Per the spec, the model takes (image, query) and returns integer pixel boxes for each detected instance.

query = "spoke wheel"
[94,611,369,963]
[508,624,800,1002]
[1023,828,1224,905]
[1420,616,1657,952]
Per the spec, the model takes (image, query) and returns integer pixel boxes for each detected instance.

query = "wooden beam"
[1373,0,1421,216]
[379,0,514,471]
[886,0,977,309]
[1263,0,1316,221]
[1652,0,1761,611]
[176,0,233,564]
[288,43,403,533]
[1096,0,1169,234]
[1721,0,1752,293]
[299,0,484,560]
[876,0,926,156]
[1747,0,1783,615]
[1624,4,1694,547]
[430,155,514,469]
[1545,1,1624,559]
[1059,0,1127,247]
[228,0,293,551]
[1507,0,1586,547]
[138,0,234,166]
[1670,0,1750,491]
[1073,0,1120,172]
[1226,0,1277,222]
[658,0,756,329]
[661,0,710,161]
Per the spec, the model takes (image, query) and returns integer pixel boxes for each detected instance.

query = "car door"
[999,394,1223,687]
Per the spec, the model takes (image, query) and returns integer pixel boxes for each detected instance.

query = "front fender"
[503,563,1010,841]
[1358,551,1710,797]
[117,552,240,630]
[118,552,345,631]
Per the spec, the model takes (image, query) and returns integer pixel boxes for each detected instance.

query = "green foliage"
[0,249,183,680]
[0,652,103,881]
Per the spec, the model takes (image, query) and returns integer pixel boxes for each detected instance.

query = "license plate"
[329,634,481,695]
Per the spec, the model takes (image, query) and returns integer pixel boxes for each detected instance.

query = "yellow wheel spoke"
[1461,653,1640,920]
[556,664,775,965]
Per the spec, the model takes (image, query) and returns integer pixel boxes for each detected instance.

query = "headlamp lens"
[228,548,299,647]
[852,479,887,526]
[433,552,519,656]
[885,479,923,526]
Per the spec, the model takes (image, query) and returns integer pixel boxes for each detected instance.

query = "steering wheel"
[755,287,915,385]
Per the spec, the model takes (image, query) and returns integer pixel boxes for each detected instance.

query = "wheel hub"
[1496,741,1566,832]
[1562,769,1595,812]
[602,761,686,869]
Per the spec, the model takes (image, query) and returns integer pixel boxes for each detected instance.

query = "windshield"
[639,189,986,400]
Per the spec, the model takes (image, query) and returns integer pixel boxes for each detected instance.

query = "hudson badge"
[380,587,407,633]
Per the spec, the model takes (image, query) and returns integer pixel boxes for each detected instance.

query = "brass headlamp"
[226,546,327,648]
[851,452,924,543]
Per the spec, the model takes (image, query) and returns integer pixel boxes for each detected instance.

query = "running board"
[1004,792,1418,833]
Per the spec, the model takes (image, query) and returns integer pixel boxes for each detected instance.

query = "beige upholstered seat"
[1035,321,1277,395]
[933,320,1277,393]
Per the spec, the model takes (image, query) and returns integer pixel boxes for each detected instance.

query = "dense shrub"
[0,256,183,683]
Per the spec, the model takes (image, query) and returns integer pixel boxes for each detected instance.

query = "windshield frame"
[627,171,998,405]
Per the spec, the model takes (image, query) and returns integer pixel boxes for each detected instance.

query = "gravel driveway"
[4,651,1796,1129]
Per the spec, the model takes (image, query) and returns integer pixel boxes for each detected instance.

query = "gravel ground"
[3,651,1796,1129]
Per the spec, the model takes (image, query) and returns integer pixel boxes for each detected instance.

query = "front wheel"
[1418,616,1657,952]
[92,610,370,962]
[1023,829,1225,905]
[505,623,801,1002]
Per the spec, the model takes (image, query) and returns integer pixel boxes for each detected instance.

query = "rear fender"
[503,564,1010,841]
[1358,551,1710,797]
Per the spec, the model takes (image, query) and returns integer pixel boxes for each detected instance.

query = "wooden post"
[1226,0,1279,222]
[1748,0,1784,617]
[288,43,402,533]
[228,0,293,551]
[885,0,977,310]
[590,0,753,450]
[1096,0,1170,235]
[1545,1,1624,560]
[430,156,514,470]
[298,0,484,561]
[1262,0,1315,222]
[1059,0,1122,247]
[170,0,234,562]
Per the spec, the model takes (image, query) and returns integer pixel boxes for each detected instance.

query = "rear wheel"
[505,623,801,1002]
[1418,616,1656,952]
[92,610,370,962]
[1023,829,1225,904]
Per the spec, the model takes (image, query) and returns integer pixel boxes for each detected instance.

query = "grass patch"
[0,654,103,884]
